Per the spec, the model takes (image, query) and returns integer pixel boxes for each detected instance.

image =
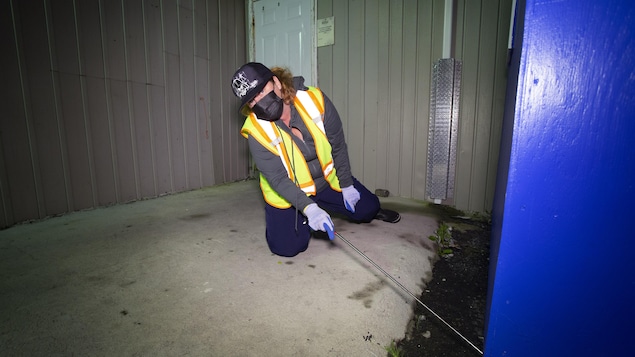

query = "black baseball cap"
[231,62,274,115]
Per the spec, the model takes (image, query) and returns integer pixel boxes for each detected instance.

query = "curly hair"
[271,66,297,104]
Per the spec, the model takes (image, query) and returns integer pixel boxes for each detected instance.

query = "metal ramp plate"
[426,58,462,202]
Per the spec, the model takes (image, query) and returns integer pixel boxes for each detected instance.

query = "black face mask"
[252,91,283,121]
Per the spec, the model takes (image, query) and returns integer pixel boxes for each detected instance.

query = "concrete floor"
[0,179,439,357]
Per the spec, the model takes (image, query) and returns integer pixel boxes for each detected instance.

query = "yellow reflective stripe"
[241,116,279,156]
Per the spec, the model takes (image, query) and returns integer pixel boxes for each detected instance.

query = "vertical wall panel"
[233,1,249,181]
[471,0,502,209]
[196,56,212,187]
[1,0,248,228]
[454,0,513,212]
[57,72,91,209]
[85,77,118,207]
[75,0,113,208]
[206,0,223,184]
[0,136,10,227]
[214,1,232,183]
[125,0,156,198]
[179,5,202,190]
[345,1,364,176]
[145,0,172,195]
[50,1,94,211]
[486,0,513,209]
[164,0,187,192]
[373,0,390,191]
[398,0,419,198]
[453,0,479,209]
[219,0,248,182]
[329,0,349,152]
[385,0,404,195]
[149,84,171,194]
[109,77,137,202]
[194,0,213,187]
[461,0,484,210]
[131,81,155,198]
[0,0,38,223]
[411,0,439,200]
[22,0,68,216]
[362,0,379,191]
[166,52,188,193]
[103,0,137,202]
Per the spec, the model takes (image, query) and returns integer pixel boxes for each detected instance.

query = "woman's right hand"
[303,203,334,240]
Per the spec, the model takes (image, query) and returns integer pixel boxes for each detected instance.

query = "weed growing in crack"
[384,340,403,357]
[428,222,454,257]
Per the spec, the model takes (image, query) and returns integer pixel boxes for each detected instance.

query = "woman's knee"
[352,194,379,222]
[267,234,310,256]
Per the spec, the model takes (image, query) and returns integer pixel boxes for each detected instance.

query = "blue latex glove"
[341,185,360,213]
[304,203,335,240]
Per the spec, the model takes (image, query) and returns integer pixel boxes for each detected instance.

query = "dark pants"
[264,177,380,257]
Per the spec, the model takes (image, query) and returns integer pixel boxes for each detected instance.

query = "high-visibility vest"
[241,86,341,208]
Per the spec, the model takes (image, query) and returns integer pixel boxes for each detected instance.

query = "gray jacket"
[247,77,354,211]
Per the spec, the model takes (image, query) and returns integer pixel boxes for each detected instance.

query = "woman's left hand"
[342,185,360,213]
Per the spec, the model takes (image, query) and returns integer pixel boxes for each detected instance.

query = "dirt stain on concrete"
[347,280,386,308]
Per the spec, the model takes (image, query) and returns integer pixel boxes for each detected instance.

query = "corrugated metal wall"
[1,0,511,229]
[317,0,512,213]
[453,0,512,213]
[0,0,249,228]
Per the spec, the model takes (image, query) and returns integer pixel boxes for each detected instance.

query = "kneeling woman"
[231,62,400,257]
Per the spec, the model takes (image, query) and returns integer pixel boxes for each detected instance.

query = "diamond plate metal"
[426,58,462,202]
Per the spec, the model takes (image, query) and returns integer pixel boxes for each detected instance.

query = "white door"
[252,0,315,86]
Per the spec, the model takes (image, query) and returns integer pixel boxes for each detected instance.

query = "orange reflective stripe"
[306,89,324,115]
[299,181,316,193]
